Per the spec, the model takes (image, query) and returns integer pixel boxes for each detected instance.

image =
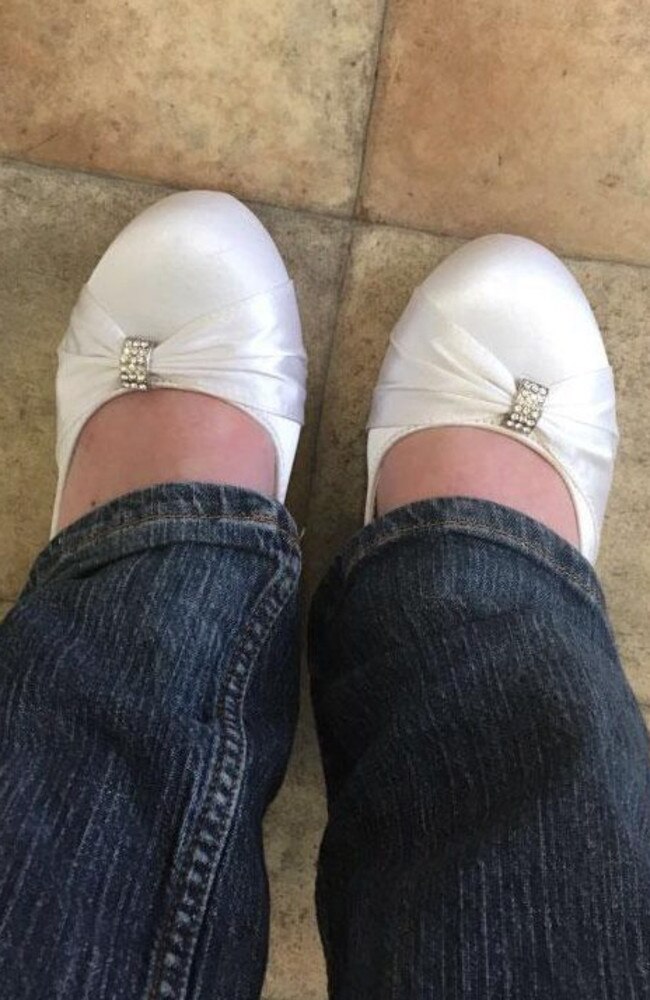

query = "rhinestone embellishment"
[120,338,154,390]
[503,377,549,435]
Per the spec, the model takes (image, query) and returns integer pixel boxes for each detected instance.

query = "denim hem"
[24,481,300,595]
[332,496,605,608]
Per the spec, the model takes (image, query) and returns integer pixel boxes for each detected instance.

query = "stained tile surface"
[308,225,650,704]
[361,0,650,263]
[0,0,384,212]
[263,686,327,1000]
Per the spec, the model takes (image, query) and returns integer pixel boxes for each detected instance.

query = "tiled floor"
[1,1,649,996]
[359,0,650,262]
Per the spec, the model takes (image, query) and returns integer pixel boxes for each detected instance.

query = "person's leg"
[0,482,300,999]
[309,236,650,998]
[0,190,307,998]
[310,496,650,999]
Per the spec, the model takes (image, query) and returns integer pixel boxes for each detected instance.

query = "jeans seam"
[143,551,300,1000]
[342,519,599,605]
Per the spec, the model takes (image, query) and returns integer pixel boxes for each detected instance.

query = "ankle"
[376,426,579,548]
[57,390,276,531]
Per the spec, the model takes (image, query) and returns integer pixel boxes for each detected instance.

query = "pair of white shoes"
[55,192,618,564]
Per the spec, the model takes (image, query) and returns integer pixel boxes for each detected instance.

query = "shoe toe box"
[88,191,290,339]
[420,234,608,383]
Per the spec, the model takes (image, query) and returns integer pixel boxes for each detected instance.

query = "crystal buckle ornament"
[120,338,154,390]
[503,377,548,435]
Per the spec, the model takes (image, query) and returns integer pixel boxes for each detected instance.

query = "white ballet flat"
[366,235,619,563]
[54,191,307,535]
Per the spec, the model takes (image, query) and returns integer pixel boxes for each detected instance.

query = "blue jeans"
[0,483,648,998]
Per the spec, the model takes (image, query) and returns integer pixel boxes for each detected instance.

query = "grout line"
[0,152,353,225]
[299,1,392,536]
[0,152,182,194]
[350,0,392,218]
[3,152,650,271]
[301,224,356,536]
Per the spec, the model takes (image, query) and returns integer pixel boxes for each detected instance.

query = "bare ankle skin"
[57,390,275,532]
[376,426,579,548]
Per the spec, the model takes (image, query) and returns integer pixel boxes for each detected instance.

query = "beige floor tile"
[0,0,384,214]
[263,680,327,1000]
[308,225,650,702]
[0,159,350,598]
[361,0,650,263]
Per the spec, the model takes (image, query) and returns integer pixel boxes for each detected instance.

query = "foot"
[57,391,275,532]
[366,235,618,562]
[376,426,579,547]
[53,190,306,535]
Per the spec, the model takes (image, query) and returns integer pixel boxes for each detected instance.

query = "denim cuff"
[24,482,300,594]
[332,496,606,609]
